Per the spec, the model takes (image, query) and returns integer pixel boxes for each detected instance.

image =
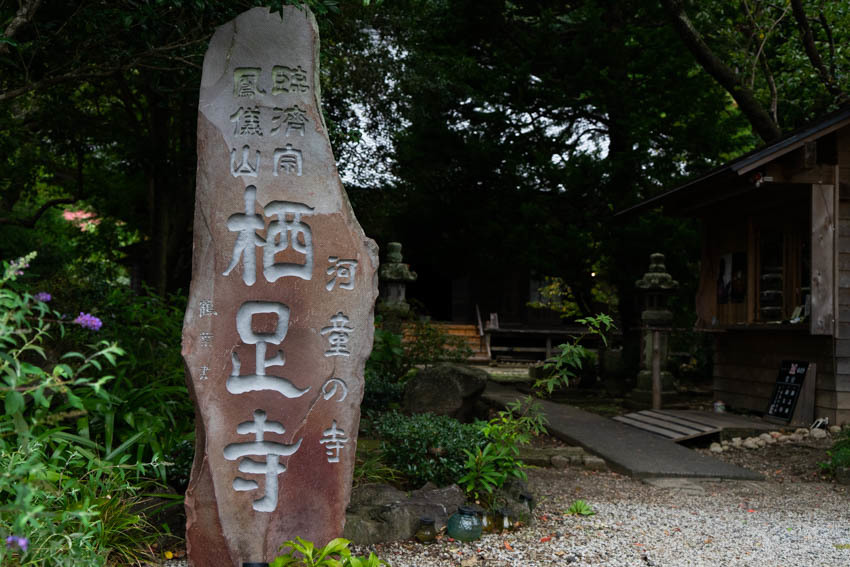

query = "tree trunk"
[660,0,782,142]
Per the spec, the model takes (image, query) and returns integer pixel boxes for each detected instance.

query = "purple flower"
[73,312,102,331]
[34,292,52,302]
[5,535,28,552]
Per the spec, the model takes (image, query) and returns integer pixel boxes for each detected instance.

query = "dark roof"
[618,106,850,217]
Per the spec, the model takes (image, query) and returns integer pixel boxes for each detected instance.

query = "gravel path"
[356,465,850,567]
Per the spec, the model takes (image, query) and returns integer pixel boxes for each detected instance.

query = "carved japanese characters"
[181,7,377,566]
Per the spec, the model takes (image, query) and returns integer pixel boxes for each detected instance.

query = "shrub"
[0,253,161,565]
[480,397,548,448]
[365,326,405,380]
[458,397,545,508]
[361,370,405,413]
[48,283,193,488]
[94,286,194,487]
[536,314,613,395]
[372,411,485,488]
[271,537,387,567]
[403,320,472,370]
[820,428,850,473]
[363,319,473,412]
[352,445,402,487]
[458,442,526,509]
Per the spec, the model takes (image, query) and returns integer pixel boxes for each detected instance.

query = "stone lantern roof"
[635,253,678,291]
[379,242,417,283]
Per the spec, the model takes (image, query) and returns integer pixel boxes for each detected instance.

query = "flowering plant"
[0,253,159,565]
[73,311,103,331]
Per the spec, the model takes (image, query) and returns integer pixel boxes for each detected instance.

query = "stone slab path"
[482,382,763,481]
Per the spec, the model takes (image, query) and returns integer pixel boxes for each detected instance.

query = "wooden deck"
[612,409,775,442]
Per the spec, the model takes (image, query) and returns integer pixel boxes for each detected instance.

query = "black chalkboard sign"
[766,360,810,422]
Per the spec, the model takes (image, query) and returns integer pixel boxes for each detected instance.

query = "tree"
[2,0,772,326]
[0,0,368,293]
[660,0,850,142]
[328,0,753,324]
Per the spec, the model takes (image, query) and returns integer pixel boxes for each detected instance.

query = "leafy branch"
[535,314,614,396]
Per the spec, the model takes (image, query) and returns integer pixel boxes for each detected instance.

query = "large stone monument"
[181,7,378,566]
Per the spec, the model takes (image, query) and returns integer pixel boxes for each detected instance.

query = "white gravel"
[355,466,850,567]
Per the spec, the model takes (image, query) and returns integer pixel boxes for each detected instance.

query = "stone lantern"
[378,242,417,332]
[631,253,678,408]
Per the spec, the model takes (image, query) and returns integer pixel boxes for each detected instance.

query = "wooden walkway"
[612,409,774,442]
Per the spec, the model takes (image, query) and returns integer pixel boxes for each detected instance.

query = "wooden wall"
[834,166,850,425]
[830,127,850,425]
[713,331,840,422]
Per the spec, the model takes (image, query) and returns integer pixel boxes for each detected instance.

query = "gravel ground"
[354,462,850,567]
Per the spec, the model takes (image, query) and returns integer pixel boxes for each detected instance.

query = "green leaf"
[105,430,145,461]
[66,391,84,410]
[5,390,24,414]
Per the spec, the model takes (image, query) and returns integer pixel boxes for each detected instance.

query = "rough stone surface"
[403,363,488,421]
[482,383,762,481]
[582,456,608,471]
[181,7,377,566]
[493,478,535,524]
[343,483,465,544]
[810,428,827,439]
[519,446,586,467]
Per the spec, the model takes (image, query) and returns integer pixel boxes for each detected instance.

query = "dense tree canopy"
[2,0,849,322]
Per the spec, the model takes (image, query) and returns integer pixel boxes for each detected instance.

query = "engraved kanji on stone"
[223,188,315,285]
[263,200,314,282]
[231,145,260,177]
[271,105,308,137]
[199,366,209,380]
[326,257,358,291]
[200,332,213,347]
[321,312,353,357]
[234,67,264,98]
[223,409,302,512]
[272,65,309,94]
[228,301,310,398]
[321,378,348,401]
[230,106,263,136]
[222,186,264,286]
[273,144,303,177]
[319,420,348,463]
[199,299,218,317]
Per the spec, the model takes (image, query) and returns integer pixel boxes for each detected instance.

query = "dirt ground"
[693,435,837,483]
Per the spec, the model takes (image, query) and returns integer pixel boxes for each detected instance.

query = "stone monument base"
[626,370,676,408]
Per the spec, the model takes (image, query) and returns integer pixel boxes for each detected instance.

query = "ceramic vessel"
[446,506,483,542]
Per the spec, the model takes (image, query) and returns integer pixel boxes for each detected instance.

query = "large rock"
[343,483,465,544]
[492,478,535,525]
[181,7,378,566]
[403,363,488,421]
